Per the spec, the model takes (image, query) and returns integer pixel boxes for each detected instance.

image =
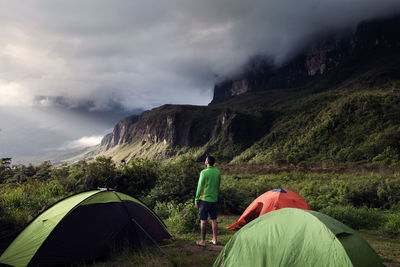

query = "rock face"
[98,14,400,161]
[210,57,276,104]
[127,105,217,147]
[101,105,219,150]
[100,104,273,159]
[210,14,400,104]
[101,115,139,149]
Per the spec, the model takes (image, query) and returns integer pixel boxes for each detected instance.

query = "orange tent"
[228,188,310,230]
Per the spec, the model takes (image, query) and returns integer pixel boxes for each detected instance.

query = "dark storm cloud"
[1,0,400,161]
[2,0,400,111]
[34,95,140,125]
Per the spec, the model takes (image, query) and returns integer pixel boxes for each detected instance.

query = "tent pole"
[112,192,169,258]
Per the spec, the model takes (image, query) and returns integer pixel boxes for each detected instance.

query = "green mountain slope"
[220,52,400,165]
[74,15,400,166]
[95,55,400,166]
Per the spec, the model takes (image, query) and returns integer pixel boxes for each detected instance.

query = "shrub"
[65,161,88,192]
[154,201,177,220]
[84,156,116,189]
[377,178,400,209]
[0,180,66,238]
[320,205,384,229]
[348,179,380,208]
[62,156,117,192]
[147,156,202,207]
[156,200,202,234]
[218,185,251,214]
[33,161,53,181]
[383,212,400,235]
[372,146,400,167]
[113,158,159,198]
[300,179,353,210]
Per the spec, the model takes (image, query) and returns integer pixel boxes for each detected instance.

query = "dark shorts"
[198,200,218,220]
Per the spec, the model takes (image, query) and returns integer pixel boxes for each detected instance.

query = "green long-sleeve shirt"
[195,166,221,203]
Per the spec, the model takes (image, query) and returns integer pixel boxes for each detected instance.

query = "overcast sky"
[1,0,400,164]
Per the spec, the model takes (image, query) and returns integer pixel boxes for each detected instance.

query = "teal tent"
[0,189,170,267]
[214,208,382,267]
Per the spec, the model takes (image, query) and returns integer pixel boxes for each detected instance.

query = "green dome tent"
[214,208,382,267]
[0,189,170,267]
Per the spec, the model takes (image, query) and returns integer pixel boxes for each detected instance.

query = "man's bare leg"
[211,219,218,244]
[196,220,207,246]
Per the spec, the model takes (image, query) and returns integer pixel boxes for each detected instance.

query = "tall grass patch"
[383,212,400,235]
[155,201,202,234]
[319,205,385,229]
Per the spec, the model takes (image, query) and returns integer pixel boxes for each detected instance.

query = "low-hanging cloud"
[1,0,400,112]
[59,135,104,151]
[1,0,400,161]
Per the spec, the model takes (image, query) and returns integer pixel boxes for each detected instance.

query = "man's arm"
[218,173,221,192]
[195,172,205,207]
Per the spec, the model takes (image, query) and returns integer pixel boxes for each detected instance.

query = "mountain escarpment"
[99,104,274,162]
[84,14,400,165]
[211,14,400,104]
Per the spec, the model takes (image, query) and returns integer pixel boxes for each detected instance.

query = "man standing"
[195,155,221,246]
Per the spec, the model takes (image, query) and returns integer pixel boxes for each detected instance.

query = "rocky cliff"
[210,14,400,104]
[101,115,140,149]
[99,102,274,162]
[92,14,400,164]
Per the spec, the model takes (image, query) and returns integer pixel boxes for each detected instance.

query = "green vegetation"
[232,89,400,166]
[91,52,400,168]
[99,76,400,168]
[1,157,399,265]
[2,18,400,266]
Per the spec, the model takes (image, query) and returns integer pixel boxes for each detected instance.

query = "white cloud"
[59,135,103,151]
[39,97,52,107]
[0,81,33,106]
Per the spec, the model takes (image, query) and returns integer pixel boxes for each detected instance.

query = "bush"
[320,205,385,229]
[84,156,116,189]
[218,185,251,214]
[113,158,159,198]
[218,174,271,215]
[33,161,53,181]
[154,201,177,220]
[348,179,380,208]
[300,179,353,210]
[383,212,400,235]
[155,201,202,234]
[372,146,400,167]
[60,156,116,192]
[147,156,202,207]
[377,178,400,209]
[0,180,66,238]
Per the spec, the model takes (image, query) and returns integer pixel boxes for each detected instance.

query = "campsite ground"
[89,215,400,267]
[1,162,399,267]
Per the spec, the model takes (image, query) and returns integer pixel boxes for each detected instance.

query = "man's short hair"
[206,155,215,166]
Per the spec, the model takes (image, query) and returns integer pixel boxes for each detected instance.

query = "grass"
[86,215,400,267]
[87,216,237,267]
[359,229,400,265]
[1,164,399,266]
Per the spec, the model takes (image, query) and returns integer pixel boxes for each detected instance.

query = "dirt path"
[162,243,224,266]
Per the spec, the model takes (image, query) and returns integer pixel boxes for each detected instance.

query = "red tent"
[228,188,310,230]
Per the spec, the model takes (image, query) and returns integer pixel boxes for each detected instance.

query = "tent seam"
[112,192,169,257]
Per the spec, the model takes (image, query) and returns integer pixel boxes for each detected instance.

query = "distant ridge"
[61,14,400,166]
[210,14,400,104]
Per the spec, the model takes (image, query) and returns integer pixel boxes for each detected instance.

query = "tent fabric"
[214,208,382,267]
[0,190,170,267]
[271,188,287,192]
[228,188,310,230]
